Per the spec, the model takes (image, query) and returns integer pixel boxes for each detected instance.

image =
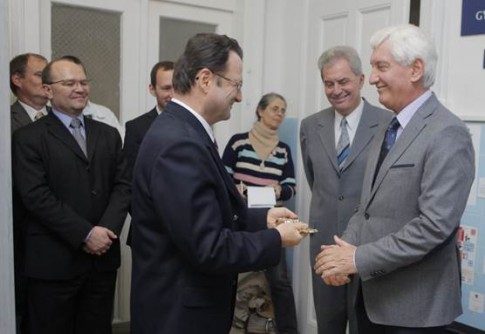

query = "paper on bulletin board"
[469,292,485,314]
[458,225,479,285]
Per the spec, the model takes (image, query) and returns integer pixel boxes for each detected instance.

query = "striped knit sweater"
[222,132,296,201]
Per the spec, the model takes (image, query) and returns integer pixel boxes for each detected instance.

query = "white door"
[293,1,410,333]
[39,0,142,322]
[146,0,241,148]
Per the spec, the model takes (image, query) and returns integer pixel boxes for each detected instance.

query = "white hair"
[370,24,438,89]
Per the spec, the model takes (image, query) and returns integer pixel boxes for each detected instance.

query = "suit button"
[338,195,344,201]
[364,213,370,220]
[85,165,90,171]
[91,190,98,196]
[233,214,238,221]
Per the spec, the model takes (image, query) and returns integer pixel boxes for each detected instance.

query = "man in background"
[9,52,49,333]
[130,33,307,334]
[123,61,174,177]
[300,46,390,334]
[315,24,475,334]
[10,53,49,133]
[12,55,130,334]
[123,61,174,246]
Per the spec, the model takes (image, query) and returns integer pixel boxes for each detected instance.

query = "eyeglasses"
[46,79,91,88]
[212,72,243,91]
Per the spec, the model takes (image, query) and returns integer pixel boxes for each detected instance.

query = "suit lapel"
[46,112,89,162]
[342,101,381,172]
[317,110,339,173]
[85,118,100,162]
[168,104,243,205]
[144,108,158,128]
[11,101,33,130]
[370,95,438,196]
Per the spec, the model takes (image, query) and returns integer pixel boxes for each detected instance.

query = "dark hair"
[10,53,47,95]
[172,33,243,94]
[42,55,87,84]
[150,61,174,87]
[255,92,286,120]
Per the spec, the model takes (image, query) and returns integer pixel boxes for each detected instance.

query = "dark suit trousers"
[28,270,117,334]
[355,282,446,334]
[312,273,358,334]
[264,249,298,334]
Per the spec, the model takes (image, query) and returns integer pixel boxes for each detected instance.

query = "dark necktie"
[336,118,350,171]
[70,118,87,157]
[373,117,400,185]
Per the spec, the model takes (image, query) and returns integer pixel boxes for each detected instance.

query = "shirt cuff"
[84,227,94,243]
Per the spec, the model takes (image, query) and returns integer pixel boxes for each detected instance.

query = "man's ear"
[195,68,213,92]
[11,73,23,90]
[43,84,53,99]
[149,84,156,97]
[410,58,424,83]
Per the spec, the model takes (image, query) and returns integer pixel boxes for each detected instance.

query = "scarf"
[248,121,279,162]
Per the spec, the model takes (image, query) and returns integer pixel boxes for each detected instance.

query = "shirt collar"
[395,90,432,130]
[171,98,215,143]
[52,108,85,129]
[334,98,363,132]
[18,100,48,121]
[155,105,163,115]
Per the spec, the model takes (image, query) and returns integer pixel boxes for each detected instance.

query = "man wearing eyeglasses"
[11,55,130,334]
[130,33,308,334]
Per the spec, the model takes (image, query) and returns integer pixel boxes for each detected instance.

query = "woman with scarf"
[222,92,298,334]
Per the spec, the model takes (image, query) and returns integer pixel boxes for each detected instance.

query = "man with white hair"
[314,24,474,333]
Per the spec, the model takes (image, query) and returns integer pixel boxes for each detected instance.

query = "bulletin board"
[452,123,485,333]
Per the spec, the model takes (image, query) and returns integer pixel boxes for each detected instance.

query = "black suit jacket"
[130,101,282,334]
[123,108,158,177]
[11,101,33,135]
[12,112,131,280]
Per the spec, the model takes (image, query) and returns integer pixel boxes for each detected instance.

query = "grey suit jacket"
[343,94,475,327]
[300,100,391,256]
[11,101,32,134]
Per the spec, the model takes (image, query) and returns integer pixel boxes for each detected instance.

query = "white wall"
[421,0,485,120]
[1,0,16,331]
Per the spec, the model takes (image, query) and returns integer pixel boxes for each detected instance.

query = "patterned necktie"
[34,111,44,120]
[336,118,350,171]
[373,117,400,184]
[70,118,87,157]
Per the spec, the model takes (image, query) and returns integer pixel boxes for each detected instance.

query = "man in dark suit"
[123,61,174,246]
[10,52,49,334]
[300,46,391,334]
[130,33,308,334]
[12,55,130,334]
[10,53,49,133]
[123,61,174,177]
[315,25,475,334]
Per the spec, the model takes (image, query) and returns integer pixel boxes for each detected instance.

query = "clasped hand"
[83,226,117,256]
[314,235,357,286]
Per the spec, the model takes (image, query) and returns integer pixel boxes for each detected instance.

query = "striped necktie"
[336,118,350,171]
